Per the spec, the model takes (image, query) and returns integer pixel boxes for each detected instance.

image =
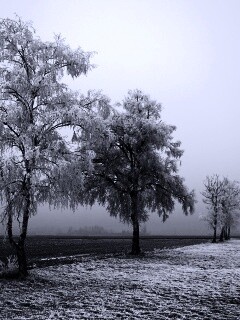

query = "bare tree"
[201,175,240,242]
[219,178,240,241]
[201,175,226,243]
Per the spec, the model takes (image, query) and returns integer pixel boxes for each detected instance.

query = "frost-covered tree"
[201,175,240,243]
[82,90,195,255]
[219,179,240,241]
[0,17,95,277]
[201,175,225,243]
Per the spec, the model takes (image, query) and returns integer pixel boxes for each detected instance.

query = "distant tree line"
[66,225,147,236]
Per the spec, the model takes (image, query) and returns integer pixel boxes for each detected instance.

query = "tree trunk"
[6,179,31,278]
[219,226,225,242]
[7,210,29,278]
[224,226,228,240]
[15,243,28,278]
[212,225,217,243]
[225,226,231,240]
[16,182,31,278]
[130,193,141,255]
[131,218,140,255]
[212,215,217,243]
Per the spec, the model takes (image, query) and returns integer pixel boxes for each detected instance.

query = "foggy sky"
[1,0,240,235]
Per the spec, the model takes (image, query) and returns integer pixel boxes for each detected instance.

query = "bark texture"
[130,193,141,255]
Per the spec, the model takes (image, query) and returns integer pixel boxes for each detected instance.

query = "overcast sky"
[1,0,240,235]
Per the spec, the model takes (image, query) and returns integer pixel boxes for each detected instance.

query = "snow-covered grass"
[1,240,240,319]
[0,255,18,277]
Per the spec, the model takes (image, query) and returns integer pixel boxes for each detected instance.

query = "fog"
[25,204,208,236]
[1,0,240,236]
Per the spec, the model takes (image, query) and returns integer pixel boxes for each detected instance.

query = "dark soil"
[0,236,210,268]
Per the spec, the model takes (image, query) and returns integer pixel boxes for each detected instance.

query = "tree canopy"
[81,90,195,254]
[0,17,96,276]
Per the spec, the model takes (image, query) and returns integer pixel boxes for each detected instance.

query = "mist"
[0,203,210,236]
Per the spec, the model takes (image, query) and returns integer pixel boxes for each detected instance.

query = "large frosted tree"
[0,17,96,277]
[82,90,195,254]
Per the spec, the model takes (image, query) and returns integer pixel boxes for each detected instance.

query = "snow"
[1,240,240,319]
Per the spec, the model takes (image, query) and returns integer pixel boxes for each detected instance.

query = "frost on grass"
[1,240,240,319]
[0,255,18,277]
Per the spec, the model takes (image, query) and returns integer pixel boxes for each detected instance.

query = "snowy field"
[1,240,240,320]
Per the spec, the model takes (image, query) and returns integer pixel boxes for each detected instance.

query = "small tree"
[201,175,226,243]
[82,90,195,255]
[219,178,240,241]
[201,175,240,242]
[0,17,94,277]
